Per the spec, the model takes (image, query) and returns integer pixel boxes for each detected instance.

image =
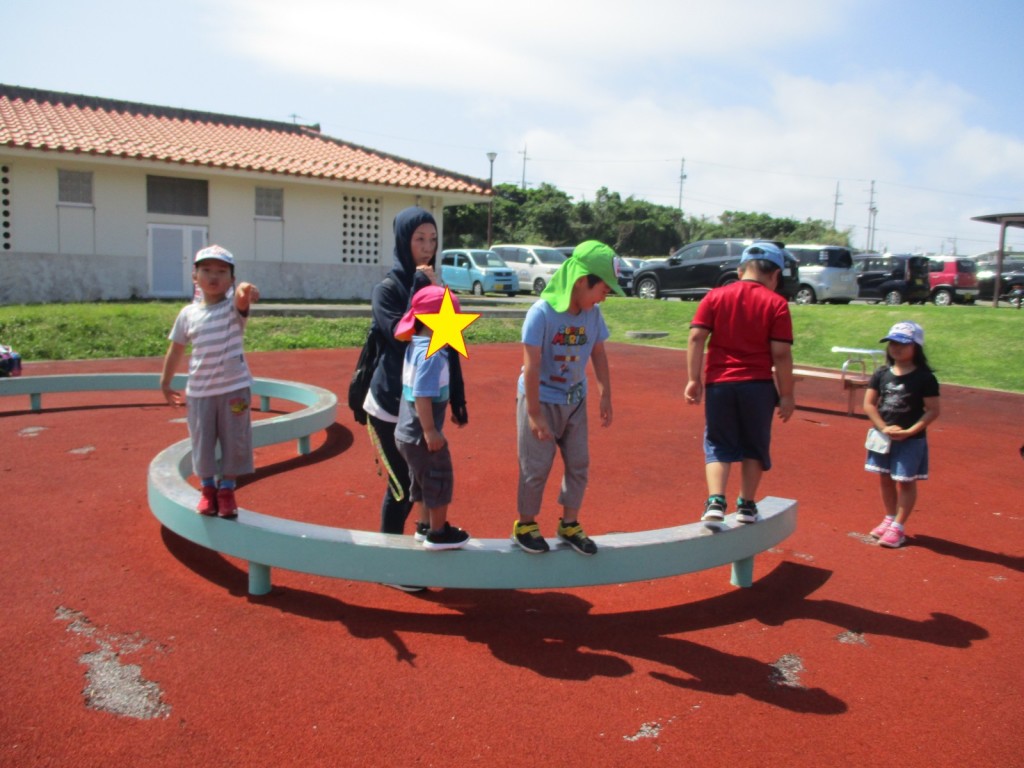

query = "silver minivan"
[785,244,857,304]
[490,244,567,295]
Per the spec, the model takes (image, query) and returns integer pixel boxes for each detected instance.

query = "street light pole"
[486,151,497,249]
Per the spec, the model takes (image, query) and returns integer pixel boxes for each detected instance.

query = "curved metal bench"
[3,373,798,595]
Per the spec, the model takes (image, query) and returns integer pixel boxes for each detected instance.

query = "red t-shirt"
[690,280,793,385]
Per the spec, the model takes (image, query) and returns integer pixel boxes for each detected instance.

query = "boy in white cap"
[864,321,940,548]
[513,240,625,555]
[685,243,795,526]
[160,245,260,517]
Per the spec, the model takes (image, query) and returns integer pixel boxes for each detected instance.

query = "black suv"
[632,239,800,300]
[852,253,930,305]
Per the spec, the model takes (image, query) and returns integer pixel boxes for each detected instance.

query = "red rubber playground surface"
[2,344,1022,767]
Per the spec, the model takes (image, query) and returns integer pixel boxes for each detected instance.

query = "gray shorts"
[187,388,255,479]
[396,438,454,509]
[516,394,589,518]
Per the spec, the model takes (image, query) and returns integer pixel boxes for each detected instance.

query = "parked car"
[976,259,1024,301]
[926,257,979,305]
[439,249,519,297]
[490,244,566,294]
[852,253,931,305]
[632,238,799,301]
[784,244,857,304]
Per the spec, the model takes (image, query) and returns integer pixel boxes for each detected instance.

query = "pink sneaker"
[216,488,239,518]
[870,517,893,538]
[878,525,905,548]
[196,485,218,516]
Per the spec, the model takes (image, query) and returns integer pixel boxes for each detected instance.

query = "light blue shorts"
[865,437,929,482]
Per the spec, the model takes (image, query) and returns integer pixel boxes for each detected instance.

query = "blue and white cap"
[880,321,924,346]
[739,242,785,271]
[194,245,234,266]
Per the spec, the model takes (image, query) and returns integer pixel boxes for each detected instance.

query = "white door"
[148,224,207,297]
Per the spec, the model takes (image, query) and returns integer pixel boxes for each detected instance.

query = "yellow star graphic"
[417,286,481,358]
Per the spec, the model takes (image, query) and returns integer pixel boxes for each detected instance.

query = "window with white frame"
[255,187,283,218]
[58,169,93,205]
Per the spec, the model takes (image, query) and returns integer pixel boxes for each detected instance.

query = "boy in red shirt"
[685,243,795,525]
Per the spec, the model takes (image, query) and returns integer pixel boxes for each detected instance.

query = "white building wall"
[0,149,456,304]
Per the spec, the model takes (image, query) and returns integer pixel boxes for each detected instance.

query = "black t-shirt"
[868,366,940,438]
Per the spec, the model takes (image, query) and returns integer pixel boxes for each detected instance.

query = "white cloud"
[216,0,850,103]
[204,0,1023,252]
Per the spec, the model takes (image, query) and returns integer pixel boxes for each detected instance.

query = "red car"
[927,258,979,305]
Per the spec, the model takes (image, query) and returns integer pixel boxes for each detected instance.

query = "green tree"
[446,183,850,255]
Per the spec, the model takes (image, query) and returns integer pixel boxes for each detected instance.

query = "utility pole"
[486,152,497,249]
[866,180,878,252]
[678,158,687,210]
[519,144,529,190]
[832,181,842,230]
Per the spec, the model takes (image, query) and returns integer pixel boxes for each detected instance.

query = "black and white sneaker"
[735,498,759,524]
[413,521,430,542]
[423,522,470,551]
[701,496,727,525]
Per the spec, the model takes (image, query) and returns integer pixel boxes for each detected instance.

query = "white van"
[490,244,567,295]
[784,244,857,304]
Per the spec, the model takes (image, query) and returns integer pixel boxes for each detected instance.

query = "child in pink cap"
[393,285,471,550]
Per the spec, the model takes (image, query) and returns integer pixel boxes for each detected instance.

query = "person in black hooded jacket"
[363,207,468,546]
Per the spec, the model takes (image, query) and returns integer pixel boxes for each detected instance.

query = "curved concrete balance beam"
[2,373,797,595]
[150,448,797,593]
[0,372,331,446]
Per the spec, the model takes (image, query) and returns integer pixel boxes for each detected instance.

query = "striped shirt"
[169,298,252,397]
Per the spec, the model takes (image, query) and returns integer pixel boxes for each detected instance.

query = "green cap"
[540,240,625,312]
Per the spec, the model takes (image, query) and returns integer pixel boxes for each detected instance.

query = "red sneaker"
[196,485,218,516]
[217,488,238,518]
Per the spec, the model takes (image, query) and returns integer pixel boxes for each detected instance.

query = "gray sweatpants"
[187,388,255,479]
[516,394,589,519]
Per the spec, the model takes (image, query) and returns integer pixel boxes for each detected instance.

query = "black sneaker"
[512,520,550,553]
[423,522,470,551]
[735,497,759,524]
[701,496,727,525]
[557,519,598,556]
[413,521,430,542]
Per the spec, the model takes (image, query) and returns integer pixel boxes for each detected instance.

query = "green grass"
[600,299,1023,393]
[1,299,1020,392]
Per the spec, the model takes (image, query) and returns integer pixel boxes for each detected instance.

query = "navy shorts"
[865,437,929,482]
[703,380,777,469]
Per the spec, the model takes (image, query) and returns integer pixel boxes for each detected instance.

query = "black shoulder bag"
[348,324,380,425]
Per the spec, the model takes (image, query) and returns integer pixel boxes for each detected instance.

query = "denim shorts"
[703,380,777,469]
[865,436,929,482]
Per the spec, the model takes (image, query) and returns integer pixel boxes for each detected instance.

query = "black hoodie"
[366,207,466,422]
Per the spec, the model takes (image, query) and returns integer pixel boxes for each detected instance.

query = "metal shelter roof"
[970,212,1024,307]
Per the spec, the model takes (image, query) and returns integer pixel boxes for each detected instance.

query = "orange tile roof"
[0,84,490,196]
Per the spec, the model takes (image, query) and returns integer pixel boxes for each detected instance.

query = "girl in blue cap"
[864,321,940,548]
[513,240,624,555]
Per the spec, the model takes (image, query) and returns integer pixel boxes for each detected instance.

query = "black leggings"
[369,415,413,534]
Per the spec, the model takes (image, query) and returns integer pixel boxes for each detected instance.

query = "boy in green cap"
[513,240,625,555]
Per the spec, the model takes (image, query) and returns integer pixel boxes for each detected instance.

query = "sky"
[7,0,1024,255]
